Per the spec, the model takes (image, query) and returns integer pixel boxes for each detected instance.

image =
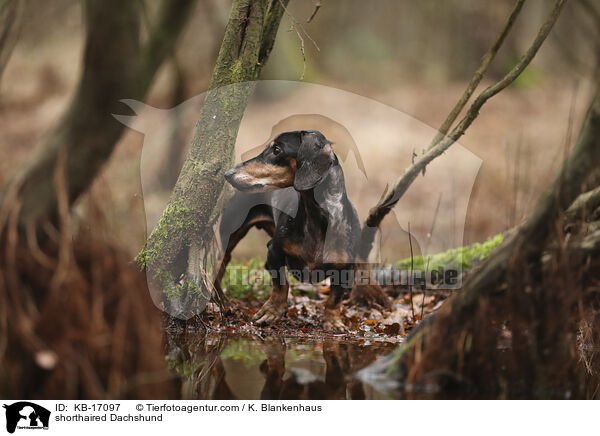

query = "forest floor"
[195,290,443,343]
[163,239,504,399]
[173,235,505,341]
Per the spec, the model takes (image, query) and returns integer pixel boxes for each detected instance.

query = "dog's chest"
[275,189,356,273]
[281,227,352,273]
[282,230,323,270]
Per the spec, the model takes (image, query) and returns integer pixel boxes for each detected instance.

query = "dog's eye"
[272,145,282,156]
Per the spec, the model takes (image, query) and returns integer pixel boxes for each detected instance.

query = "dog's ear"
[294,131,335,191]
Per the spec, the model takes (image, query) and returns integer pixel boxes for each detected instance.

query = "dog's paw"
[323,308,347,332]
[253,295,288,325]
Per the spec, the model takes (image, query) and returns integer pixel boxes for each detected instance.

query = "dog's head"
[224,130,335,193]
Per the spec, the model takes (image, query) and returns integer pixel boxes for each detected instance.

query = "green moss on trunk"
[142,0,289,312]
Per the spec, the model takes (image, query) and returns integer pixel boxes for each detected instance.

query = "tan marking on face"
[240,160,296,188]
[283,240,303,257]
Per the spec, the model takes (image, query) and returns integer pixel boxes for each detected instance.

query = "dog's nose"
[224,168,236,182]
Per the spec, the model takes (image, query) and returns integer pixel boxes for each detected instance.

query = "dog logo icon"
[2,402,50,433]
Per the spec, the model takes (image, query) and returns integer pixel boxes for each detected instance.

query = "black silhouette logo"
[2,402,50,433]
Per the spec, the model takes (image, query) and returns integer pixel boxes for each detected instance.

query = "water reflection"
[166,332,398,400]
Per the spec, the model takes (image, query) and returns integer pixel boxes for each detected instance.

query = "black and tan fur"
[216,130,384,330]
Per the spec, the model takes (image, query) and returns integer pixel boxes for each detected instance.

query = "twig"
[408,222,415,321]
[556,80,580,208]
[278,0,320,80]
[278,0,320,50]
[563,81,579,155]
[362,0,568,247]
[420,194,441,321]
[421,258,429,321]
[288,24,307,80]
[306,1,321,23]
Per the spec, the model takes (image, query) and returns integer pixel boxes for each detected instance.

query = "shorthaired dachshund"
[215,130,388,330]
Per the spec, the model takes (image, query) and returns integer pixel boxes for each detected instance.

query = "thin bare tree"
[360,0,568,258]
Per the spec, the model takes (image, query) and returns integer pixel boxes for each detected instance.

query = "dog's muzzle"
[224,167,264,192]
[224,168,236,183]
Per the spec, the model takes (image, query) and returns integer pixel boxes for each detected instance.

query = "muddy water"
[166,332,401,400]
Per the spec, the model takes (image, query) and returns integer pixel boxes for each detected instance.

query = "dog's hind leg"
[323,283,349,332]
[213,205,274,305]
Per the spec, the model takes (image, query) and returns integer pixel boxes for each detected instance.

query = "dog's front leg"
[323,282,348,332]
[254,242,289,325]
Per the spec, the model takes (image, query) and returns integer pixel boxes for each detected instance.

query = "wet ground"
[166,332,401,400]
[162,281,600,400]
[163,287,455,400]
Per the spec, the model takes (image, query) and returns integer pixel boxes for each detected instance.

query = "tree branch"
[360,0,568,258]
[426,0,526,150]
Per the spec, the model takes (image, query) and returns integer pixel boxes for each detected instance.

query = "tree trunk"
[0,1,195,399]
[0,0,195,230]
[140,0,289,315]
[368,81,600,396]
[0,0,22,85]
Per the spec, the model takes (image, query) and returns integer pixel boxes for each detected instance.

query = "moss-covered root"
[396,234,504,272]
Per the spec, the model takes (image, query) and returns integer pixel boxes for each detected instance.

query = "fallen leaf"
[383,323,401,335]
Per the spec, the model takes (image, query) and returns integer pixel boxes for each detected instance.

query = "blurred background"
[0,0,597,260]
